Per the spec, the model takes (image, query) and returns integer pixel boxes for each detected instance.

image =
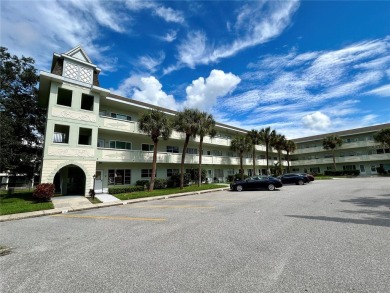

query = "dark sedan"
[300,173,315,181]
[230,176,283,191]
[278,173,310,185]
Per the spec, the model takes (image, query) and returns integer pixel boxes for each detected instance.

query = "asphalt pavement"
[1,177,389,292]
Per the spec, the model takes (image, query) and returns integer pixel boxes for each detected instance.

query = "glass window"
[167,146,179,153]
[110,112,131,121]
[186,148,198,154]
[108,169,131,185]
[141,169,155,178]
[97,139,105,148]
[167,169,179,177]
[142,144,154,151]
[109,141,131,150]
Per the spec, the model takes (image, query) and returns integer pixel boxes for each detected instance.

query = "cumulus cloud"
[301,112,331,130]
[114,75,179,110]
[172,0,300,70]
[183,70,241,111]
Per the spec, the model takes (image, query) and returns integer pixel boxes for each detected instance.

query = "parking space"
[1,177,389,292]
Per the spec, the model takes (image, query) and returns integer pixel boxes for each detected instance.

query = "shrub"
[89,189,95,200]
[108,186,144,194]
[167,173,191,188]
[136,180,150,188]
[227,175,235,183]
[324,170,360,176]
[153,178,167,189]
[33,183,55,202]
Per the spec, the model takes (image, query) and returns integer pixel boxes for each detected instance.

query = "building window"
[97,139,105,148]
[78,128,92,145]
[214,169,224,178]
[81,93,94,111]
[371,165,377,172]
[108,169,131,185]
[212,150,223,156]
[53,124,69,143]
[109,140,131,150]
[227,152,234,157]
[342,165,356,171]
[141,169,155,178]
[57,88,72,107]
[167,169,179,177]
[142,144,154,151]
[167,146,179,153]
[110,112,131,121]
[360,165,366,172]
[186,148,198,154]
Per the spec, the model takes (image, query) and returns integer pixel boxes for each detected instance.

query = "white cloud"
[302,112,331,130]
[135,53,165,73]
[160,30,178,42]
[172,0,300,71]
[183,70,241,111]
[154,6,185,24]
[365,84,390,97]
[114,75,179,110]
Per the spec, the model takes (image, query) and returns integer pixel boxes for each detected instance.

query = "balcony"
[96,148,279,166]
[291,153,390,166]
[294,140,379,154]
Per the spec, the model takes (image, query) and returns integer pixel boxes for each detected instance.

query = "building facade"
[291,124,390,175]
[38,47,282,195]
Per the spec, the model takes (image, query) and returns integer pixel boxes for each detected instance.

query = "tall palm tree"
[246,129,260,176]
[197,112,216,186]
[284,140,296,173]
[323,135,343,170]
[272,134,286,175]
[259,127,276,175]
[373,128,390,150]
[138,108,171,191]
[230,135,252,180]
[173,108,201,189]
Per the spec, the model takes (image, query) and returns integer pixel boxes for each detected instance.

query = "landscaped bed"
[0,189,54,215]
[113,184,229,200]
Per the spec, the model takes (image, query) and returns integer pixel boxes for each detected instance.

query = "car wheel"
[267,184,275,191]
[236,185,243,192]
[297,179,304,185]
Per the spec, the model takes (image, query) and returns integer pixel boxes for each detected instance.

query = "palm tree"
[197,112,216,186]
[373,128,390,150]
[271,134,286,175]
[173,108,201,189]
[230,135,252,180]
[284,140,296,173]
[259,127,276,175]
[323,135,343,170]
[246,129,260,176]
[138,108,171,191]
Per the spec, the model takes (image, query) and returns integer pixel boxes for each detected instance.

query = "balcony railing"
[96,148,285,166]
[294,140,379,154]
[291,153,390,166]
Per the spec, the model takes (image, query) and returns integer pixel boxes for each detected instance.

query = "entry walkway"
[51,196,94,210]
[95,193,121,203]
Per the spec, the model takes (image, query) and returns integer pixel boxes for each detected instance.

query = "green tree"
[173,108,201,189]
[259,127,276,175]
[247,129,260,176]
[0,47,46,180]
[283,140,296,173]
[196,112,216,186]
[323,135,343,170]
[138,108,172,191]
[230,136,252,180]
[373,128,390,150]
[272,134,286,175]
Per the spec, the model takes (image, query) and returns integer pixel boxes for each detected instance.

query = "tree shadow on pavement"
[286,194,390,228]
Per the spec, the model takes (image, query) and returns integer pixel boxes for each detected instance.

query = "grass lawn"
[114,184,229,200]
[0,189,54,215]
[88,197,102,204]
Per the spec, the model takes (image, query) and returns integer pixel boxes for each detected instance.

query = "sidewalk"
[0,187,230,222]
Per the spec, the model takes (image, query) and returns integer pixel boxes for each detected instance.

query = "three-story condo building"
[38,46,282,195]
[291,124,390,175]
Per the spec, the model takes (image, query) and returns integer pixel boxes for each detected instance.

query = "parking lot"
[1,177,389,292]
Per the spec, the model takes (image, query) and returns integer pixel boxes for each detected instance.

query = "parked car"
[230,176,282,191]
[300,173,315,181]
[278,173,310,185]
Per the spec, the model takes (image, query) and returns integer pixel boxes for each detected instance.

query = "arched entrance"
[53,164,86,195]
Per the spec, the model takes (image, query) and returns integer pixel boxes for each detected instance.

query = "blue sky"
[2,0,389,138]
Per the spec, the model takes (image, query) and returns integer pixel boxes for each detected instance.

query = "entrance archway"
[53,164,86,195]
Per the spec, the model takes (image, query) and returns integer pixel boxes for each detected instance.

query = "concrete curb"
[0,187,230,222]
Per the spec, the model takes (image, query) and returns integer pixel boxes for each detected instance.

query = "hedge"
[324,170,360,176]
[108,186,144,194]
